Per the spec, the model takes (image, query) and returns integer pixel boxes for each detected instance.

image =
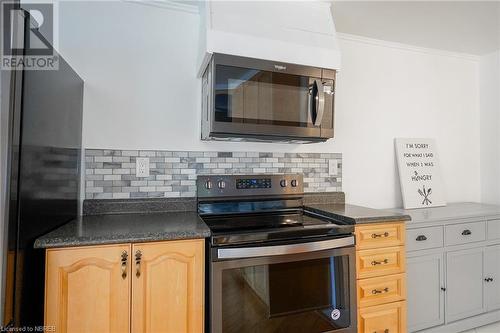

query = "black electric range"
[198,174,357,333]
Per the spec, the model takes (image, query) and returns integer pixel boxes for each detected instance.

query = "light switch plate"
[136,157,150,177]
[328,159,338,176]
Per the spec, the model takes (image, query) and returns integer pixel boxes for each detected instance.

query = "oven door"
[210,237,356,333]
[209,54,335,141]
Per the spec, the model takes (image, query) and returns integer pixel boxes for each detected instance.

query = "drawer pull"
[373,330,389,333]
[416,235,427,241]
[371,232,389,239]
[371,259,389,266]
[485,277,494,282]
[120,251,128,279]
[371,287,389,294]
[441,287,446,291]
[135,250,142,278]
[462,229,472,236]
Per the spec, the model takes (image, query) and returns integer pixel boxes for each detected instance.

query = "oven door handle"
[217,236,354,260]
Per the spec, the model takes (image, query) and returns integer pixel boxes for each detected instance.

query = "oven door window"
[220,255,350,333]
[214,65,316,128]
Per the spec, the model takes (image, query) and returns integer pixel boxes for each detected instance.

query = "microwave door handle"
[313,79,326,127]
[217,236,354,260]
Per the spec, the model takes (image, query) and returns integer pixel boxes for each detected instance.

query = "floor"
[461,321,500,333]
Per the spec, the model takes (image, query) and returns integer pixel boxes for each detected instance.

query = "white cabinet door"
[407,253,445,332]
[485,244,500,311]
[446,247,485,323]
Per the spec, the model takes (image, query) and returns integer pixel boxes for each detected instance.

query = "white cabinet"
[485,245,500,311]
[405,212,500,332]
[407,253,445,331]
[446,247,485,323]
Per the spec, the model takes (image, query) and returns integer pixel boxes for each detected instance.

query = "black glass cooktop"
[201,210,354,246]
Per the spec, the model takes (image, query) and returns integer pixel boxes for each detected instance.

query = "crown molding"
[123,0,199,14]
[337,32,480,62]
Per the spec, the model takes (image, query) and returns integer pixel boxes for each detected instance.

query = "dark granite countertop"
[305,203,412,224]
[34,212,210,249]
[34,195,412,249]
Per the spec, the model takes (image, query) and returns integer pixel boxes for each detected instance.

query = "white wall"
[58,1,481,208]
[480,50,500,204]
[337,36,480,208]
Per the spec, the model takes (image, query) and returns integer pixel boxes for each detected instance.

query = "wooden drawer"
[355,222,405,250]
[358,301,406,333]
[444,221,486,246]
[357,246,405,279]
[406,226,443,252]
[357,273,406,308]
[487,219,500,240]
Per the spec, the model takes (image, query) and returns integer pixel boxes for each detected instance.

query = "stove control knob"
[205,180,213,190]
[291,179,298,187]
[217,180,226,189]
[280,179,288,187]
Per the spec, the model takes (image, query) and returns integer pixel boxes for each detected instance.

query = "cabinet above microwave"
[201,54,336,143]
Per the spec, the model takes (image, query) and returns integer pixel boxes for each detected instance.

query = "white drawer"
[407,226,444,251]
[445,221,486,246]
[487,219,500,240]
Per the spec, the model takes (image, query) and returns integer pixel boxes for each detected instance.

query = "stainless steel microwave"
[201,54,336,143]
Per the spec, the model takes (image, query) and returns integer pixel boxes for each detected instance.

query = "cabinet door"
[45,244,131,333]
[407,253,444,332]
[132,239,204,333]
[446,247,485,323]
[485,244,500,311]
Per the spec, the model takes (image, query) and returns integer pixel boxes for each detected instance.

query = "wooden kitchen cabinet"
[132,240,204,333]
[45,239,204,333]
[355,222,405,250]
[356,246,405,279]
[357,273,406,308]
[406,253,445,331]
[45,244,131,333]
[358,301,406,333]
[355,222,407,333]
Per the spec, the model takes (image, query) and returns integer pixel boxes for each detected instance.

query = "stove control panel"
[197,174,303,198]
[237,178,272,189]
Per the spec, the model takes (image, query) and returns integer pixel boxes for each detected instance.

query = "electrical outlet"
[328,159,339,176]
[136,157,150,177]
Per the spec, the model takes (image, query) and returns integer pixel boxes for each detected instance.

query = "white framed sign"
[395,138,446,209]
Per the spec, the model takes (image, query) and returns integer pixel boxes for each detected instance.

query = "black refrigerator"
[1,7,83,328]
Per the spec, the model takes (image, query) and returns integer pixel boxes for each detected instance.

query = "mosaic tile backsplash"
[85,150,342,199]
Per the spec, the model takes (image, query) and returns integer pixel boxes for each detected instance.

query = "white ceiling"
[332,1,500,55]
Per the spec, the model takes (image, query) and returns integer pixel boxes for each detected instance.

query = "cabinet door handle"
[371,259,389,266]
[121,251,128,279]
[416,235,427,241]
[371,287,389,294]
[372,232,389,239]
[485,277,494,282]
[135,250,142,278]
[441,287,446,291]
[373,330,389,333]
[461,229,472,236]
